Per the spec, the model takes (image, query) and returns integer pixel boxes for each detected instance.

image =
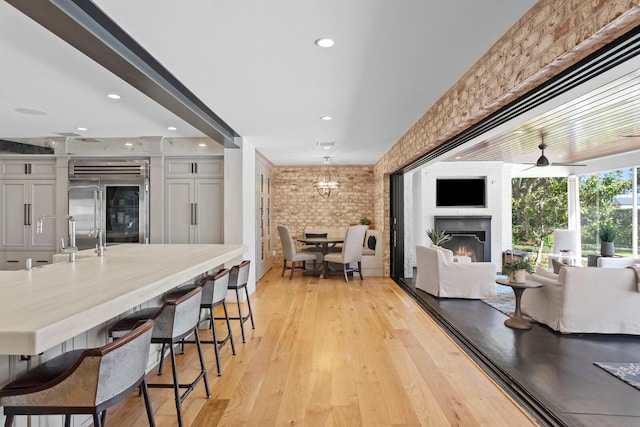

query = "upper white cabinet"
[164,158,223,244]
[1,160,56,178]
[165,158,223,179]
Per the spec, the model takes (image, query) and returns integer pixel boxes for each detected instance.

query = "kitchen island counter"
[0,244,245,355]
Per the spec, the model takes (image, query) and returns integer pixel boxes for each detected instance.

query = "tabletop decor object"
[502,257,535,284]
[599,224,616,257]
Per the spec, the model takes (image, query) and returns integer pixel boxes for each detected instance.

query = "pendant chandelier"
[313,156,340,198]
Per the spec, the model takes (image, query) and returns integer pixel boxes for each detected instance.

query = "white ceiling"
[0,0,538,166]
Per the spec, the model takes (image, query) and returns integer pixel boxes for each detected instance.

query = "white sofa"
[302,227,383,277]
[522,265,640,334]
[415,245,496,299]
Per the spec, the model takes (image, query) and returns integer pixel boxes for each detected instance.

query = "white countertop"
[0,244,246,355]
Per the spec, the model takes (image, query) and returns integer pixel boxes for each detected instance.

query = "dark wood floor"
[399,276,640,427]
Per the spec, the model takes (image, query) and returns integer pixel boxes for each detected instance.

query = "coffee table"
[495,278,542,330]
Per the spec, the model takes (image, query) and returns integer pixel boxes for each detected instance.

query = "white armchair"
[415,245,496,299]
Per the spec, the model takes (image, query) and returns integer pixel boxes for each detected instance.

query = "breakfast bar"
[0,243,246,356]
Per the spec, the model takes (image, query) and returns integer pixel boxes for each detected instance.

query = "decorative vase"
[601,241,615,257]
[509,269,526,284]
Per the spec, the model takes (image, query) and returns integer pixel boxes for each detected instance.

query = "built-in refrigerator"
[68,159,149,251]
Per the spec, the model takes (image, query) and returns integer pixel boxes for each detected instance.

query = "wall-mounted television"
[436,178,486,207]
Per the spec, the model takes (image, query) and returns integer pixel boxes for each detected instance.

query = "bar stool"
[108,286,209,427]
[0,319,155,427]
[217,260,254,343]
[164,268,236,376]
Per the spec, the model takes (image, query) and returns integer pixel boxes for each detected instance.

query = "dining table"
[296,236,344,278]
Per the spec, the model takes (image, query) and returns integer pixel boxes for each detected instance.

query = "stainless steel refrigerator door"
[68,182,102,251]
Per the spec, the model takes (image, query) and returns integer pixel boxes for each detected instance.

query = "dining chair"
[0,319,155,427]
[323,225,368,282]
[277,225,320,279]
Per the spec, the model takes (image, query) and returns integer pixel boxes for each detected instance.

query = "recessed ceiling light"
[14,107,47,116]
[167,126,177,131]
[124,142,133,147]
[198,143,207,147]
[107,93,121,99]
[317,141,335,149]
[315,38,334,48]
[76,127,87,131]
[320,116,332,121]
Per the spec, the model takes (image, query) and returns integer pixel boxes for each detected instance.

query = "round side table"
[495,278,542,330]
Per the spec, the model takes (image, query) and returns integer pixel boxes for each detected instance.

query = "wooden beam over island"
[0,244,246,355]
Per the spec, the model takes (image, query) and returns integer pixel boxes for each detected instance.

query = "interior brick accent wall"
[373,0,640,276]
[272,165,374,265]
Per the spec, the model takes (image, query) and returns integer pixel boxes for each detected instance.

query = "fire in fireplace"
[446,234,485,262]
[434,216,491,262]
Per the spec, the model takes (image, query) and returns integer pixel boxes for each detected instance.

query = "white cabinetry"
[165,158,223,244]
[0,160,56,269]
[1,159,56,178]
[165,158,223,179]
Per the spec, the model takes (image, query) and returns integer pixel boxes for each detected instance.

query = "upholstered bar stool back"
[0,319,155,427]
[165,268,236,376]
[108,286,210,427]
[202,269,236,374]
[220,260,255,343]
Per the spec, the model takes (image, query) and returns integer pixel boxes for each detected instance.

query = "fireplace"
[434,216,491,262]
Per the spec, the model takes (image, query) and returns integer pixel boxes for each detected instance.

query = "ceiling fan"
[522,132,586,169]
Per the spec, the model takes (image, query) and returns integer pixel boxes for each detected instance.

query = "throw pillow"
[552,258,577,274]
[367,235,377,250]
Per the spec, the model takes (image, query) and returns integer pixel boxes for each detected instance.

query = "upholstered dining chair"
[323,225,368,282]
[0,319,155,427]
[277,225,320,279]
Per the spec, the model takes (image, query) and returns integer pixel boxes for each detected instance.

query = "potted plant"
[359,217,372,227]
[502,257,535,284]
[426,228,451,246]
[599,224,616,257]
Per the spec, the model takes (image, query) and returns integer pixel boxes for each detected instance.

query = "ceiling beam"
[7,0,240,148]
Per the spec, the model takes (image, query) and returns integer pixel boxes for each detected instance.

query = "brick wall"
[272,165,374,264]
[373,0,640,276]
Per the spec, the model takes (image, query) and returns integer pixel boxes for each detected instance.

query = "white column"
[224,138,256,296]
[567,175,582,261]
[633,167,638,258]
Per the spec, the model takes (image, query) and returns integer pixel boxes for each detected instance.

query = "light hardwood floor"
[104,269,539,426]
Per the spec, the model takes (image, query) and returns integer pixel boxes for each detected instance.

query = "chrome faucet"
[37,214,78,262]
